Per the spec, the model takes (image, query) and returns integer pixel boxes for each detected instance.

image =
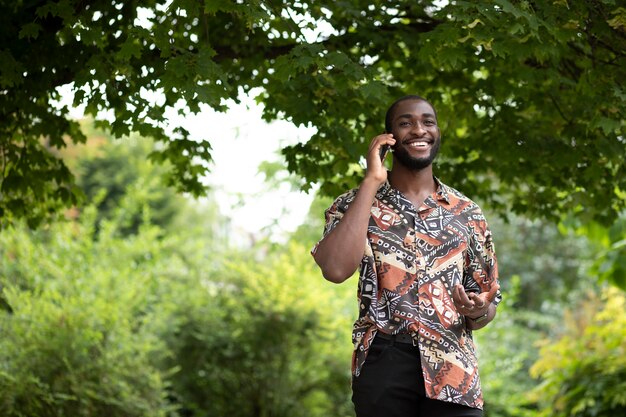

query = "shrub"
[0,212,173,416]
[529,287,626,417]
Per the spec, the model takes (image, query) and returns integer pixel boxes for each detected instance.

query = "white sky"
[166,96,317,243]
[57,86,317,244]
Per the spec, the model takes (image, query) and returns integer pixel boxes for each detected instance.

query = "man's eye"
[399,122,411,126]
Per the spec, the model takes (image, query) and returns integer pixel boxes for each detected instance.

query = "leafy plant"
[161,242,355,417]
[529,287,626,417]
[0,208,174,417]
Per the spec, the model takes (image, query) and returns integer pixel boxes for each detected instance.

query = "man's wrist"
[361,175,385,190]
[467,311,489,323]
[466,303,496,330]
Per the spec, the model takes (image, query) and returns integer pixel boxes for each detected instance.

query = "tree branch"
[548,93,573,125]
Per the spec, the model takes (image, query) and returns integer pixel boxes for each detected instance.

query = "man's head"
[385,95,441,171]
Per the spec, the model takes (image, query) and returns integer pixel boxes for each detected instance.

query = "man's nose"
[411,122,426,134]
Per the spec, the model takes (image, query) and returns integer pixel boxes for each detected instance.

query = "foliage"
[161,242,355,417]
[0,176,355,416]
[475,275,550,417]
[1,0,213,228]
[2,0,625,227]
[488,213,597,310]
[66,122,189,235]
[529,287,626,417]
[561,212,626,291]
[291,192,334,249]
[1,123,623,417]
[0,208,174,417]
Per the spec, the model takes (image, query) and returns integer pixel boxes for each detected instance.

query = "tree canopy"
[1,0,624,227]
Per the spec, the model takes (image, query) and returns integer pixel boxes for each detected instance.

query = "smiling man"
[312,95,501,417]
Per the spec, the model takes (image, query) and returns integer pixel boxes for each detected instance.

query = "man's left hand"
[452,282,499,319]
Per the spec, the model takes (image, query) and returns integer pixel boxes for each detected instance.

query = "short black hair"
[384,95,437,133]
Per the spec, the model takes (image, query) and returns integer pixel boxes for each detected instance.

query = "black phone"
[379,144,390,161]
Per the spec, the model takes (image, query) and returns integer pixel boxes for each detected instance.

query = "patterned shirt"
[312,177,500,409]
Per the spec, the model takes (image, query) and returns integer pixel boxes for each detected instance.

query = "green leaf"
[0,50,24,87]
[594,117,621,135]
[118,38,142,60]
[18,22,41,39]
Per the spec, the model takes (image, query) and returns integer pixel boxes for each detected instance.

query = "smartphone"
[379,144,390,161]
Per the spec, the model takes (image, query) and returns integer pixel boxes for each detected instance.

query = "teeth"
[410,141,429,147]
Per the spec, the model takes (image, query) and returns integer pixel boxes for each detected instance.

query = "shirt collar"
[378,175,451,205]
[433,176,451,204]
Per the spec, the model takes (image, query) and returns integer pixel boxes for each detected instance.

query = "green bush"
[160,242,355,417]
[0,209,173,416]
[529,287,626,417]
[0,196,356,416]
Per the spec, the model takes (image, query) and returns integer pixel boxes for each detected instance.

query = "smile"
[406,140,432,149]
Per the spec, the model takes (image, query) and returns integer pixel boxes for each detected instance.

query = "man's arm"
[313,177,380,283]
[313,133,395,283]
[451,212,501,329]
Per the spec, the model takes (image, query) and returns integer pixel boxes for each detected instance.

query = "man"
[311,95,501,417]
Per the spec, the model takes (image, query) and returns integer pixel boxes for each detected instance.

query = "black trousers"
[352,335,483,417]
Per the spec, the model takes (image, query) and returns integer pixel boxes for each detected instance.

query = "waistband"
[376,332,417,345]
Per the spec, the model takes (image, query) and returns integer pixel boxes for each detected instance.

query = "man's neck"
[388,163,437,208]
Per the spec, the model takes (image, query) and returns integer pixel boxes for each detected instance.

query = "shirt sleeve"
[310,189,356,256]
[463,208,502,306]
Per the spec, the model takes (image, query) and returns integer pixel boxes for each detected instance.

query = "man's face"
[389,99,441,171]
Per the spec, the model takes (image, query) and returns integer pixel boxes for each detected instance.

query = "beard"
[393,139,441,171]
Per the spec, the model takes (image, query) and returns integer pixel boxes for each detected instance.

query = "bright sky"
[58,86,317,244]
[166,96,317,244]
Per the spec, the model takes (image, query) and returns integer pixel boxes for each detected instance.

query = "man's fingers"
[453,284,472,307]
[368,133,392,151]
[367,134,395,166]
[469,292,486,308]
[454,282,498,315]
